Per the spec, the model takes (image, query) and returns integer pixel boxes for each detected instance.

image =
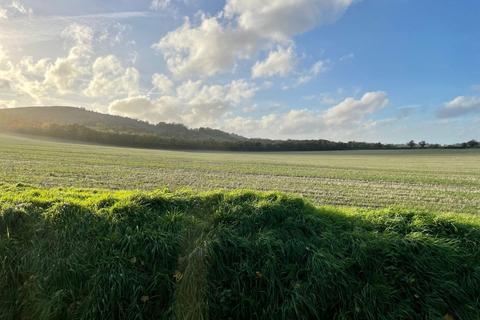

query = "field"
[0,133,479,214]
[2,133,480,319]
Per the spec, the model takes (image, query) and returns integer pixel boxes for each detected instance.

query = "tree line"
[2,123,479,152]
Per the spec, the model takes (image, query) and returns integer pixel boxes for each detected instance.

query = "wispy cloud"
[0,11,150,46]
[53,11,152,20]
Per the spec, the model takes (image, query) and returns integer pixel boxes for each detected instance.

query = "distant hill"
[0,106,245,142]
[0,106,477,151]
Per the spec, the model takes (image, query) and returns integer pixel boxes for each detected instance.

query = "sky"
[0,0,479,143]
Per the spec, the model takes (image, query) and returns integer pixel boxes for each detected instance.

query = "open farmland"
[1,134,479,319]
[1,133,479,214]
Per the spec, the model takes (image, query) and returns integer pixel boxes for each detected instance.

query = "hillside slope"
[0,106,245,141]
[1,107,476,152]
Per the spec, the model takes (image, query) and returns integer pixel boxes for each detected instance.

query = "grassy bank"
[1,185,479,319]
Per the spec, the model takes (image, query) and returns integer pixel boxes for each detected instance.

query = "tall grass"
[1,186,479,319]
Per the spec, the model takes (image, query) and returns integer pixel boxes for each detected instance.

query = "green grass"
[1,134,479,318]
[1,186,479,319]
[0,134,479,214]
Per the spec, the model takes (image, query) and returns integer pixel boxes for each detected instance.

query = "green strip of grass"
[1,186,479,319]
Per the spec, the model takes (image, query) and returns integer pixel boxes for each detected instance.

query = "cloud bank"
[153,0,353,77]
[439,96,480,118]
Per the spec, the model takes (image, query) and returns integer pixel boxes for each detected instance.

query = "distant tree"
[407,140,416,149]
[418,140,426,148]
[466,140,479,148]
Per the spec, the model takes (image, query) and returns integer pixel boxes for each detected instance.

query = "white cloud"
[294,59,329,86]
[110,96,154,115]
[152,73,174,95]
[153,0,354,77]
[10,1,32,16]
[438,96,480,118]
[176,79,258,125]
[323,91,389,125]
[153,16,260,78]
[110,78,258,127]
[223,114,278,133]
[0,23,102,103]
[0,22,141,105]
[0,1,32,19]
[0,78,10,90]
[109,96,180,123]
[223,91,390,138]
[167,90,389,137]
[43,24,94,94]
[0,6,7,19]
[278,109,321,134]
[98,23,132,46]
[0,45,50,102]
[224,109,323,137]
[0,1,395,141]
[311,60,329,76]
[150,0,171,10]
[224,0,353,41]
[44,52,89,94]
[1,16,261,129]
[252,46,296,78]
[84,55,140,97]
[61,23,94,48]
[224,79,257,103]
[0,46,9,67]
[339,53,355,61]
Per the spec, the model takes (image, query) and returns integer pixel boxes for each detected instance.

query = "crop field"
[1,133,479,214]
[2,133,480,319]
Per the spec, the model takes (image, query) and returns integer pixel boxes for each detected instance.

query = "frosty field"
[1,133,478,214]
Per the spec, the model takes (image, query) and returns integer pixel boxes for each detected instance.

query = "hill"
[0,106,245,142]
[0,106,395,151]
[0,107,477,151]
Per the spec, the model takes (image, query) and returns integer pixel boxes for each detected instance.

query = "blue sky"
[0,0,479,143]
